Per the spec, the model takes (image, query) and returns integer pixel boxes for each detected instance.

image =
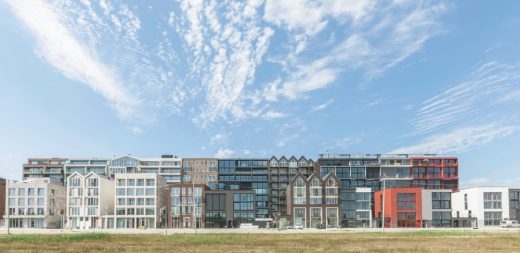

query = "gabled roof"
[288,171,307,185]
[322,171,340,183]
[269,156,279,162]
[298,156,308,163]
[289,156,297,162]
[279,156,288,162]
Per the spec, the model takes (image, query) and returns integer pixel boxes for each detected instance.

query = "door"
[184,218,190,228]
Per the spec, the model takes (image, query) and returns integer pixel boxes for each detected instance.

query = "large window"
[294,208,306,227]
[310,179,322,205]
[510,191,520,209]
[326,208,338,228]
[397,193,416,210]
[355,192,370,210]
[484,192,502,209]
[351,167,365,179]
[293,179,306,205]
[432,192,451,209]
[432,211,451,227]
[310,208,322,228]
[484,211,502,226]
[397,212,416,227]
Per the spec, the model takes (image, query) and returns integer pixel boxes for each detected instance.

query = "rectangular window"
[484,192,502,209]
[18,188,25,196]
[484,211,502,226]
[432,192,451,209]
[397,193,416,210]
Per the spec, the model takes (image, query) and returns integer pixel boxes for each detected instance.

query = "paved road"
[1,227,519,235]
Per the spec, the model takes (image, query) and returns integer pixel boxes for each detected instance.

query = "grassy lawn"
[1,231,520,252]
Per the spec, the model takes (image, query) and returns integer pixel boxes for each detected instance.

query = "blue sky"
[1,0,519,187]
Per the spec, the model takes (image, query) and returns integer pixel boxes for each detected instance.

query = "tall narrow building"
[268,156,316,218]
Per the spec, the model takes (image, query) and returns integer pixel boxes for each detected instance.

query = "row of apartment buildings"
[2,154,518,229]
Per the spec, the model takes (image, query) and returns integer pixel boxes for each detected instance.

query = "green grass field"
[1,231,519,252]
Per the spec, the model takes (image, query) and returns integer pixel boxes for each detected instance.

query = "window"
[397,212,416,227]
[18,198,25,206]
[18,188,25,196]
[146,179,155,186]
[351,167,365,179]
[37,198,44,206]
[293,179,306,204]
[484,211,502,226]
[432,211,451,227]
[116,188,126,196]
[397,193,416,210]
[146,188,155,196]
[8,188,15,196]
[37,188,45,196]
[127,179,136,186]
[117,179,126,186]
[137,179,145,186]
[432,192,451,209]
[510,191,520,209]
[484,192,502,209]
[326,208,338,228]
[28,188,35,196]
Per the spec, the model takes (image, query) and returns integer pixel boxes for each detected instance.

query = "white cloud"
[410,61,520,135]
[214,148,235,158]
[391,124,517,154]
[8,0,140,120]
[310,99,335,112]
[263,1,448,100]
[263,111,286,119]
[210,133,227,145]
[264,0,375,36]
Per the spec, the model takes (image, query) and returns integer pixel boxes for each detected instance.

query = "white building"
[67,172,115,229]
[5,178,66,228]
[112,173,169,229]
[452,187,509,227]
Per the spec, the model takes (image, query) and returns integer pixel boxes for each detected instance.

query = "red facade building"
[410,157,458,191]
[375,188,423,228]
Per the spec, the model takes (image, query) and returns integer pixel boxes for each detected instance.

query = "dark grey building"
[510,189,520,221]
[218,159,269,219]
[205,190,256,228]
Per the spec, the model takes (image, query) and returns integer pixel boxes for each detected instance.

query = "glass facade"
[218,159,269,218]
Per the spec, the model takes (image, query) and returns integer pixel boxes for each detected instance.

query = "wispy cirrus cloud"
[310,99,335,112]
[263,0,448,101]
[410,61,520,135]
[391,123,517,154]
[8,0,139,120]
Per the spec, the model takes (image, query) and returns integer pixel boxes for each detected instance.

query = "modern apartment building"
[268,156,316,218]
[64,158,109,179]
[23,158,67,185]
[340,187,373,228]
[204,190,257,228]
[67,172,115,229]
[421,189,452,228]
[5,178,66,228]
[108,155,182,184]
[218,159,269,219]
[452,187,509,227]
[509,188,520,221]
[182,158,218,190]
[169,183,208,228]
[318,154,459,227]
[113,173,168,229]
[287,172,340,228]
[374,188,452,228]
